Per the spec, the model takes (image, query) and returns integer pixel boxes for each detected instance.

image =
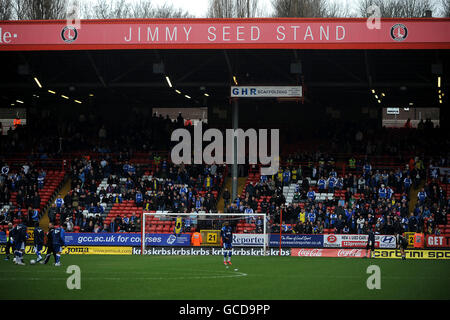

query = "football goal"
[141,212,269,255]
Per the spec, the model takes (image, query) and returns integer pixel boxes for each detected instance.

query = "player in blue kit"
[33,222,45,263]
[53,223,66,266]
[13,221,28,265]
[221,221,233,266]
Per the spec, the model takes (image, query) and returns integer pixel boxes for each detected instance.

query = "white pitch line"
[0,269,249,276]
[1,273,248,281]
[0,268,248,281]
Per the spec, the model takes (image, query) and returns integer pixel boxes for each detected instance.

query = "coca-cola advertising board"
[291,248,366,258]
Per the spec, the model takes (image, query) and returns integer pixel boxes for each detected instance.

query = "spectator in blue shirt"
[349,214,357,233]
[422,206,431,219]
[363,163,372,177]
[318,177,326,191]
[401,216,409,232]
[386,187,394,199]
[307,188,316,202]
[307,211,316,223]
[378,185,387,199]
[37,171,45,189]
[30,208,40,225]
[404,176,412,193]
[55,195,64,208]
[123,161,130,176]
[381,170,389,185]
[328,176,337,192]
[408,213,417,232]
[282,169,291,186]
[417,188,427,205]
[330,212,338,228]
[324,210,330,229]
[135,191,143,207]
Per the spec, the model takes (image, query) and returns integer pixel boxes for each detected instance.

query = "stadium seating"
[143,214,177,234]
[236,220,256,233]
[1,151,447,241]
[5,170,66,225]
[105,200,143,231]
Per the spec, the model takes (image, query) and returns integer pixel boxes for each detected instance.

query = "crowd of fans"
[0,107,448,237]
[0,161,45,227]
[226,153,448,237]
[2,106,447,166]
[44,153,226,233]
[281,118,447,160]
[0,109,206,157]
[1,149,448,237]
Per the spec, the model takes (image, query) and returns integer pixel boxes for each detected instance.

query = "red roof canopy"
[1,17,450,51]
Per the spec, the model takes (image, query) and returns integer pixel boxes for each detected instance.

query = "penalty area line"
[1,271,248,281]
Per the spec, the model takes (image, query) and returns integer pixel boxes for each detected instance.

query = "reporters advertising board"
[3,232,448,249]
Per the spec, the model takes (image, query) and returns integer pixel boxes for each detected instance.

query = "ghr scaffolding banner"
[231,86,302,98]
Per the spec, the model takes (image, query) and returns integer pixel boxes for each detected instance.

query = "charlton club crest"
[61,26,78,43]
[391,24,408,42]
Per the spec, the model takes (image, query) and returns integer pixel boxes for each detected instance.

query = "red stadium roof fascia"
[1,42,449,51]
[1,17,449,51]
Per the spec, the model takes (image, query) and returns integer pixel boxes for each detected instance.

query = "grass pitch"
[1,255,449,300]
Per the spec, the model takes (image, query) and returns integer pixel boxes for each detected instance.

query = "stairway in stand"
[40,177,71,232]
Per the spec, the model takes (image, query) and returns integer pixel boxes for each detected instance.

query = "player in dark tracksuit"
[4,223,14,261]
[365,228,376,258]
[33,222,45,263]
[397,233,408,260]
[4,223,13,259]
[42,222,56,265]
[13,222,28,265]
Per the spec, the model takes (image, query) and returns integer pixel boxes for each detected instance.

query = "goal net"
[141,212,269,256]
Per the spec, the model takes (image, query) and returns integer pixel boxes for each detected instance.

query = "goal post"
[141,212,269,256]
